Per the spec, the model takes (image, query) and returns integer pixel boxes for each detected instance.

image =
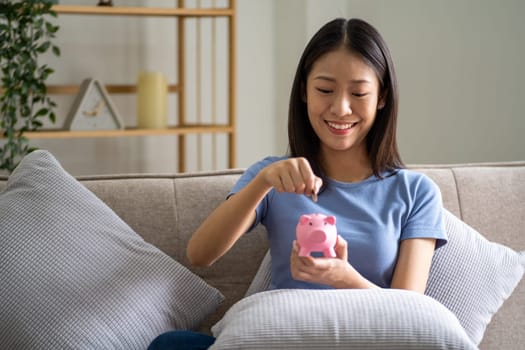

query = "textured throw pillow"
[243,209,524,346]
[425,209,525,344]
[0,150,224,349]
[211,288,477,350]
[244,249,272,298]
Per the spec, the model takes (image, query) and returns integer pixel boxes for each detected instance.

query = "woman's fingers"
[309,176,323,202]
[267,157,321,196]
[335,235,348,260]
[296,157,317,197]
[262,157,324,201]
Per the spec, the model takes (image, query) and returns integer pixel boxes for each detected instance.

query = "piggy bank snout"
[309,230,329,243]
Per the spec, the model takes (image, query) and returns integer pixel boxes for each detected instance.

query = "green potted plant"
[0,0,60,173]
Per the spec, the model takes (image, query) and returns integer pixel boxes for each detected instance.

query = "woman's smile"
[325,120,358,135]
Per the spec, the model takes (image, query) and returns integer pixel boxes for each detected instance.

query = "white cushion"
[425,209,525,344]
[0,150,224,349]
[211,288,477,349]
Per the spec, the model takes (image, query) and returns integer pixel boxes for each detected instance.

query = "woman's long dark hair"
[288,18,403,178]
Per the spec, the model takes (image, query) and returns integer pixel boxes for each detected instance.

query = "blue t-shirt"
[230,156,447,290]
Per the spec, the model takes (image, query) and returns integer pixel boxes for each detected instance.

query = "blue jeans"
[148,330,216,350]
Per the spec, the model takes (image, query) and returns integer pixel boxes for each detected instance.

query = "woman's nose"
[330,93,352,117]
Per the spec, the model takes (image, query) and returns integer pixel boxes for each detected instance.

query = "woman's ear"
[377,90,387,110]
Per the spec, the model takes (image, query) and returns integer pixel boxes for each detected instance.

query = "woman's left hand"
[290,235,349,288]
[290,235,378,289]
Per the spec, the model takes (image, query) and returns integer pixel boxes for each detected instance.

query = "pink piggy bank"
[296,213,337,258]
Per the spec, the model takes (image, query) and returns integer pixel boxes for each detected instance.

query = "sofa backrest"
[409,162,525,251]
[1,162,523,348]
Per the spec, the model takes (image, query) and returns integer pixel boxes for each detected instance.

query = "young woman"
[149,17,447,350]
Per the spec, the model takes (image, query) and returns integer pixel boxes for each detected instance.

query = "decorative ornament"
[64,78,124,131]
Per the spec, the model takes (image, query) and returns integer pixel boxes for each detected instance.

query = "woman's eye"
[352,92,368,97]
[316,88,332,94]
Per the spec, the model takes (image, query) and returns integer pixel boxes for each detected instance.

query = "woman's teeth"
[327,121,355,130]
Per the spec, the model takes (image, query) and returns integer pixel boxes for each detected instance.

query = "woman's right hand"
[258,157,323,201]
[188,157,322,267]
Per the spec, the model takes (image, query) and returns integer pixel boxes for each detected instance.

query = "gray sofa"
[1,158,523,349]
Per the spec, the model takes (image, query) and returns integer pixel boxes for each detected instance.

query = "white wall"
[6,0,523,176]
[235,0,276,167]
[275,0,525,164]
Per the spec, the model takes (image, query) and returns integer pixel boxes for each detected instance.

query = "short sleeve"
[401,174,448,249]
[228,156,285,232]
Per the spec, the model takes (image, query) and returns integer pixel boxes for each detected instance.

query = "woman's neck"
[319,146,373,183]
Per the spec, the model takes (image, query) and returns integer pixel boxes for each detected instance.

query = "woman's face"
[305,48,383,157]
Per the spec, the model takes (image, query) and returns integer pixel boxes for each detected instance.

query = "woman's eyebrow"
[312,75,372,84]
[312,75,336,82]
[350,79,373,84]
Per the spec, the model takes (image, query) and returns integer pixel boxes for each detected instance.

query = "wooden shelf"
[25,125,233,139]
[52,5,234,18]
[39,1,237,171]
[47,84,179,95]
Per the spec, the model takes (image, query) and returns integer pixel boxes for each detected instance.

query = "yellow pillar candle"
[137,71,168,129]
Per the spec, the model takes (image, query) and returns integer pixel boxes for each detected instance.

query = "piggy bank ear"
[325,216,336,225]
[299,215,311,225]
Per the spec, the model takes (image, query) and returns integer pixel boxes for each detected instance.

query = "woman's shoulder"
[237,156,288,181]
[389,168,441,193]
[259,155,288,165]
[245,155,288,172]
[390,168,432,180]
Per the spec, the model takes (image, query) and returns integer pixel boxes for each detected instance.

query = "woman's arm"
[186,173,269,267]
[390,238,436,293]
[187,157,323,267]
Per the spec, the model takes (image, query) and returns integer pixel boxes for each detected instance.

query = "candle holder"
[137,71,168,129]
